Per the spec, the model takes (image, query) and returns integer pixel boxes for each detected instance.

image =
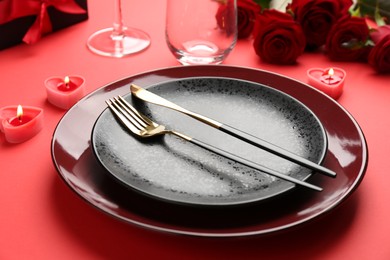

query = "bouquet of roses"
[219,0,390,73]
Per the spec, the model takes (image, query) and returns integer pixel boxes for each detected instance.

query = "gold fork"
[105,95,323,192]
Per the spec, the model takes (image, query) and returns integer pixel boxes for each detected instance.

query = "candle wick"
[18,115,22,122]
[64,76,71,89]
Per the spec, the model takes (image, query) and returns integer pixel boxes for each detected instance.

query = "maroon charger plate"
[51,65,368,237]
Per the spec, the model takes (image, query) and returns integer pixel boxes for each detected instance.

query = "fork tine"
[109,98,147,130]
[106,99,143,134]
[116,96,151,128]
[111,97,146,130]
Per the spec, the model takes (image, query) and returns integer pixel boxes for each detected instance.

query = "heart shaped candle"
[307,67,346,100]
[45,75,86,109]
[0,105,44,143]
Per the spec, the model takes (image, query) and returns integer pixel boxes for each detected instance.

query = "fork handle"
[220,124,336,177]
[172,132,322,192]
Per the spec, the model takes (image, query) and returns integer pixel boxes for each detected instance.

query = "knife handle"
[186,136,322,192]
[220,124,336,177]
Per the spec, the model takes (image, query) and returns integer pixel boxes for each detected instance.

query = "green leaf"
[356,0,377,18]
[253,0,272,9]
[375,5,387,26]
[356,0,390,23]
[377,0,390,24]
[349,5,361,17]
[365,39,375,47]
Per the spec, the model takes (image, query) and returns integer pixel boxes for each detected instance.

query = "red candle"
[56,76,78,92]
[307,67,346,100]
[319,68,342,85]
[0,105,44,143]
[45,75,86,109]
[8,105,31,126]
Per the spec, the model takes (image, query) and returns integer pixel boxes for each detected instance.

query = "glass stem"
[112,0,125,37]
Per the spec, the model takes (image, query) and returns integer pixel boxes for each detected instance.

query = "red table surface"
[1,1,389,259]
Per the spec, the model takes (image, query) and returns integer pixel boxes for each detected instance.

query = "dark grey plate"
[91,77,327,206]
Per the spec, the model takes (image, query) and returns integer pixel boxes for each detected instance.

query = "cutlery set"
[105,84,336,193]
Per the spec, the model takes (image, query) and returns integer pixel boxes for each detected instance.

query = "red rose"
[216,0,260,38]
[370,25,390,43]
[287,0,353,49]
[252,9,306,64]
[325,15,370,61]
[215,0,237,36]
[236,0,261,39]
[368,26,390,73]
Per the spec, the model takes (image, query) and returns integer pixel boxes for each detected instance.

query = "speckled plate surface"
[51,65,368,237]
[92,77,327,206]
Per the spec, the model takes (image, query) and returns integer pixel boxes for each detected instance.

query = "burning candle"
[0,105,44,143]
[45,75,86,109]
[320,68,342,85]
[57,76,78,91]
[8,105,28,126]
[307,67,346,100]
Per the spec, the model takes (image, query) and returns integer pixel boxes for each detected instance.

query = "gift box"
[0,0,88,50]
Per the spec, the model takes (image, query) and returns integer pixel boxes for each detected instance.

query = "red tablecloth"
[1,1,389,259]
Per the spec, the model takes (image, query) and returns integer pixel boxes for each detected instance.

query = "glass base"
[168,40,233,65]
[176,55,225,65]
[87,27,151,58]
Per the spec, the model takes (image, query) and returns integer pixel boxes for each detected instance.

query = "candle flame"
[328,68,334,77]
[64,76,70,87]
[16,105,23,121]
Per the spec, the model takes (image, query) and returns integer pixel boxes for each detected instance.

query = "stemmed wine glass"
[87,0,151,58]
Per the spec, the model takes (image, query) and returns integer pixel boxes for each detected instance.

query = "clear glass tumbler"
[166,0,237,65]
